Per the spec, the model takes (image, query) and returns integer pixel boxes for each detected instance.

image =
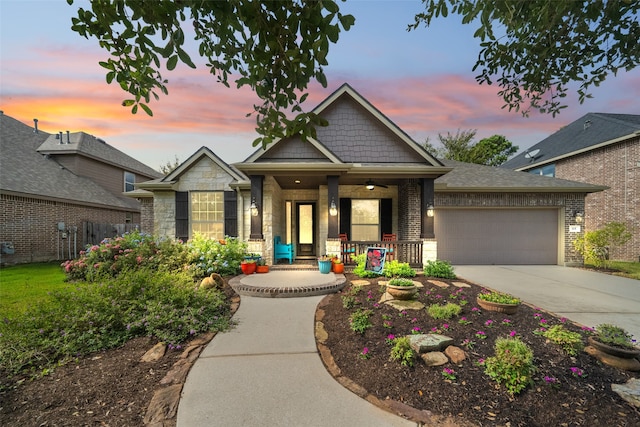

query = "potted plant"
[256,258,269,274]
[332,257,344,274]
[385,277,417,300]
[318,255,332,274]
[476,290,521,314]
[240,258,256,275]
[588,324,640,359]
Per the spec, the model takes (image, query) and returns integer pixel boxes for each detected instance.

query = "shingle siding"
[555,137,639,261]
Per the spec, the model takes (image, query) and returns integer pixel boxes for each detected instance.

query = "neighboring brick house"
[0,112,162,265]
[138,84,604,266]
[502,113,639,261]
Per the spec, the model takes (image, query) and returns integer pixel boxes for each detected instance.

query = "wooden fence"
[341,240,423,268]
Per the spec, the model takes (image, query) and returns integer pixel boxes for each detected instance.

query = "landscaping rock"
[421,351,449,366]
[611,378,640,408]
[384,299,425,311]
[143,384,182,425]
[428,280,450,288]
[452,282,471,288]
[444,346,467,364]
[141,342,166,362]
[351,279,371,287]
[585,346,640,371]
[315,321,329,343]
[409,334,454,353]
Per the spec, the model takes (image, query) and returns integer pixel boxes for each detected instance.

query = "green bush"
[384,260,416,278]
[427,302,462,320]
[573,221,632,267]
[0,268,232,377]
[388,277,415,287]
[389,336,415,367]
[484,337,536,395]
[541,325,584,355]
[349,309,373,334]
[188,233,247,277]
[423,260,456,279]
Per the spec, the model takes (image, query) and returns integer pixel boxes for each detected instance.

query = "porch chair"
[339,233,355,264]
[274,236,295,264]
[382,233,396,261]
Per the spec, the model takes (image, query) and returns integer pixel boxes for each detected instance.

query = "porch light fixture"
[366,182,375,191]
[250,198,259,217]
[427,204,435,218]
[329,198,338,216]
[572,210,583,223]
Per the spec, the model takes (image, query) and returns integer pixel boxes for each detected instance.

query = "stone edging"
[229,274,347,298]
[142,293,241,426]
[315,294,473,427]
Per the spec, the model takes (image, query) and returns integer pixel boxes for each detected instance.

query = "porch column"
[327,175,339,238]
[249,175,264,240]
[420,178,435,239]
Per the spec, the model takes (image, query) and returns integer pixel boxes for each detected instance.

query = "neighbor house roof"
[38,131,162,178]
[502,113,640,171]
[437,159,607,193]
[0,113,144,210]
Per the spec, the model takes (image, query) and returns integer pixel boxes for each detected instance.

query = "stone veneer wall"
[554,137,639,261]
[436,192,586,265]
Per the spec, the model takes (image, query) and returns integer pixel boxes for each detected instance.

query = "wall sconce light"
[573,210,583,223]
[427,204,435,218]
[329,198,338,216]
[250,198,259,217]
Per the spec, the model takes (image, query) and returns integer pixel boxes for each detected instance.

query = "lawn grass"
[0,262,69,318]
[585,260,640,280]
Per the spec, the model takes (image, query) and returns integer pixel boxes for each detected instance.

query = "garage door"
[435,208,558,265]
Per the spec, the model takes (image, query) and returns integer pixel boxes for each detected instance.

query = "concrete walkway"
[454,265,640,340]
[177,295,415,427]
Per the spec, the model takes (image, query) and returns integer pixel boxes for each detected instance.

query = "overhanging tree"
[423,130,518,166]
[411,0,640,116]
[67,0,354,147]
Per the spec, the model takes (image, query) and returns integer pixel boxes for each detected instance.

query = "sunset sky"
[2,0,639,171]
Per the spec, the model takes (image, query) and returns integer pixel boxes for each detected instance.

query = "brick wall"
[398,179,421,240]
[140,197,154,234]
[555,137,639,261]
[0,193,138,265]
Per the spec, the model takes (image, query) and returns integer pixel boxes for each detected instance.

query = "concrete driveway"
[453,265,640,341]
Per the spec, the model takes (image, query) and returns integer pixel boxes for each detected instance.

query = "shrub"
[384,260,416,278]
[341,295,358,309]
[423,260,456,279]
[477,290,520,305]
[0,268,232,377]
[349,309,373,334]
[573,221,632,268]
[427,302,462,320]
[188,233,247,277]
[484,337,536,395]
[388,277,415,287]
[541,325,584,355]
[389,336,415,367]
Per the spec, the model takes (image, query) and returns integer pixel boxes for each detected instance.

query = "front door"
[296,202,316,258]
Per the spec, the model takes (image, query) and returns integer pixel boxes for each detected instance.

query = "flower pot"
[241,262,256,275]
[332,262,344,274]
[588,336,640,359]
[476,297,519,314]
[256,265,269,274]
[386,284,417,300]
[318,260,332,274]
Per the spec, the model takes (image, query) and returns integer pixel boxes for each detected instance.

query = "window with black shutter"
[224,191,238,237]
[175,192,189,241]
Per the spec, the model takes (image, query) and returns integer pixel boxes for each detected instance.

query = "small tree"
[573,221,632,268]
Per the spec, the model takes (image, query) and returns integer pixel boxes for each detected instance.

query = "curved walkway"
[177,294,415,427]
[229,271,346,297]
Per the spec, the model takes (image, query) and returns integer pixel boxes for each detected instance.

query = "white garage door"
[435,208,558,265]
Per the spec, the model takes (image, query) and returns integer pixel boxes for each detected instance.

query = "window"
[529,164,555,177]
[351,199,379,240]
[125,212,133,224]
[191,192,224,239]
[124,171,136,192]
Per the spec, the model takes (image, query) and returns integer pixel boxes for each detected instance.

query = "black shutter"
[175,192,189,241]
[380,198,392,238]
[224,191,238,237]
[339,198,351,238]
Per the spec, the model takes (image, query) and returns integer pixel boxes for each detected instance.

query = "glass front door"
[296,202,316,257]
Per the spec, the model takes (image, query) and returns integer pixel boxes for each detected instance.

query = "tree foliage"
[573,221,633,267]
[158,155,181,175]
[411,0,640,116]
[67,0,355,148]
[423,130,518,166]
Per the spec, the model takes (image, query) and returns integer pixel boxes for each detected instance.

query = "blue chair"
[274,236,295,264]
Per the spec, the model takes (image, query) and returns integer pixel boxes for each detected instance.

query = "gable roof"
[241,83,442,167]
[135,146,249,192]
[502,113,640,170]
[0,113,141,210]
[437,159,607,193]
[38,132,162,179]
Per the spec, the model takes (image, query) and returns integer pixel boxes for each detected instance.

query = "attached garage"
[435,208,559,265]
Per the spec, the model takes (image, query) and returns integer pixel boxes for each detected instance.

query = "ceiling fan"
[365,179,388,190]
